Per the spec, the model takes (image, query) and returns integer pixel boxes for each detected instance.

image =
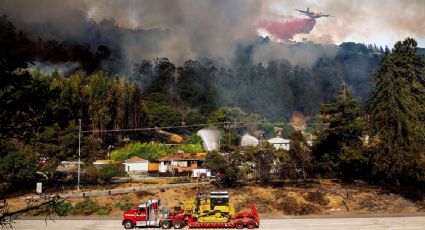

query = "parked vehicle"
[192,168,211,178]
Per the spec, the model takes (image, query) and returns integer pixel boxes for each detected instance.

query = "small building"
[158,153,206,173]
[267,137,290,151]
[123,157,149,173]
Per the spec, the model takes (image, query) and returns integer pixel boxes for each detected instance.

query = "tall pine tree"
[313,82,366,180]
[368,38,425,184]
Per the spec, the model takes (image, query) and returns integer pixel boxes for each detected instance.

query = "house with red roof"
[158,152,206,173]
[123,157,149,174]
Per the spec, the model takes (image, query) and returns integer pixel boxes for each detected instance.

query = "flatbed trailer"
[187,204,259,229]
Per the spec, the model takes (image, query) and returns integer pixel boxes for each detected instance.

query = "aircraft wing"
[314,14,334,18]
[295,9,308,14]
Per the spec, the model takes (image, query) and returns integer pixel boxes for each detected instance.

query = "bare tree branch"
[0,193,66,229]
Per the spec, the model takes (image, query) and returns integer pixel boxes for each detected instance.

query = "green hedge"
[111,142,204,161]
[111,142,170,161]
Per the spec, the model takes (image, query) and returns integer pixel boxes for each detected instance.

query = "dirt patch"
[304,191,329,206]
[277,194,320,215]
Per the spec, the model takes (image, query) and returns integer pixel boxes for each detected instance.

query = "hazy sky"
[79,0,425,47]
[1,0,424,48]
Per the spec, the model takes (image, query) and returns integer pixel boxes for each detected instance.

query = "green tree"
[288,131,311,180]
[246,142,276,185]
[204,151,237,187]
[204,151,228,173]
[97,163,120,185]
[313,83,366,180]
[143,93,182,127]
[0,139,37,193]
[177,60,217,114]
[88,72,112,132]
[183,134,203,145]
[368,38,425,184]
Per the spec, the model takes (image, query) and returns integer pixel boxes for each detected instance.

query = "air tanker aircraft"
[295,8,334,19]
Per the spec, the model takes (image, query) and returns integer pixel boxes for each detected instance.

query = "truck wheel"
[173,221,185,229]
[123,220,134,229]
[161,221,172,229]
[235,222,244,229]
[246,221,256,229]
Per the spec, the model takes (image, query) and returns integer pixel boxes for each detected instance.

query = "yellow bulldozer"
[183,191,235,223]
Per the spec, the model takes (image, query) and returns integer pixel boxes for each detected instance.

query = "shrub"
[82,165,99,184]
[115,202,136,211]
[56,202,72,216]
[98,163,120,185]
[177,143,203,153]
[135,191,155,198]
[169,177,190,184]
[304,191,329,206]
[182,134,203,144]
[133,179,159,184]
[96,206,112,215]
[72,198,98,215]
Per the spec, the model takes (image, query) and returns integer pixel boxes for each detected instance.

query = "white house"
[267,137,290,151]
[123,157,149,173]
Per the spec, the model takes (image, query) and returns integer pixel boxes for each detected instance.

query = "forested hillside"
[1,16,385,121]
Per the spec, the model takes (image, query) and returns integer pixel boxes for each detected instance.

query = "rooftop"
[158,152,206,161]
[125,157,148,163]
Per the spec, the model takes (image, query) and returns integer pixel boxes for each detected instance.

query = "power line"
[81,122,224,133]
[81,121,328,134]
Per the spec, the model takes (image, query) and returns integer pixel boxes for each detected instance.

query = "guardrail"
[22,182,209,200]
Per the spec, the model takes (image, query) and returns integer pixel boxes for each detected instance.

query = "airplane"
[295,8,334,19]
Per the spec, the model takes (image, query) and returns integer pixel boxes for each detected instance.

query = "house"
[123,157,149,173]
[158,152,206,173]
[267,137,290,151]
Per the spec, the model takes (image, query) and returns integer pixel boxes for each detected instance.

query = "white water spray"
[197,128,221,152]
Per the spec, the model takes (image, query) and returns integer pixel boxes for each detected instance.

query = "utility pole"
[77,119,81,191]
[224,122,237,146]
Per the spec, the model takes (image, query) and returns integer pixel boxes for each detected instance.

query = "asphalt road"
[13,216,425,230]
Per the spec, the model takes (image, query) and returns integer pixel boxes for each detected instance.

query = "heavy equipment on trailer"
[122,190,259,229]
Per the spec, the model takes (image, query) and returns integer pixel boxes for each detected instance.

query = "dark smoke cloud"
[0,0,326,71]
[1,0,424,73]
[2,0,262,59]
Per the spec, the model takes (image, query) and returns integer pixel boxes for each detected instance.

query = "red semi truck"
[122,198,259,229]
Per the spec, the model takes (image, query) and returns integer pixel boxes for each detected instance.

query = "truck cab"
[122,199,165,229]
[122,199,187,229]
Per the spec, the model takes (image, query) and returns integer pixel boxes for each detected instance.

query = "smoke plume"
[1,0,424,73]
